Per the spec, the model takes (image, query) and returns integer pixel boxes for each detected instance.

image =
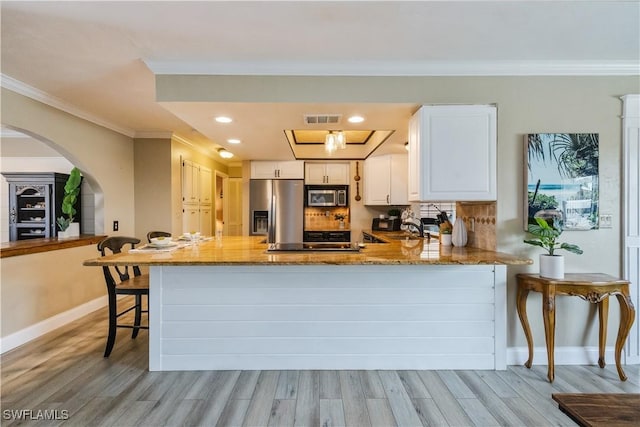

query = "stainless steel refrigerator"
[250,179,304,244]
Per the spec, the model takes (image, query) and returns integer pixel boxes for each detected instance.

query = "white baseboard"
[0,296,108,354]
[507,346,626,366]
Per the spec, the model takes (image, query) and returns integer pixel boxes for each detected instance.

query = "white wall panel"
[150,264,504,371]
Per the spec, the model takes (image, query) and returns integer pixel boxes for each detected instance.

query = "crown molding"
[134,131,174,139]
[1,74,135,138]
[145,59,640,77]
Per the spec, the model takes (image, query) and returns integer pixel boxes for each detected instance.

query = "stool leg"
[104,291,117,357]
[132,294,142,339]
[598,297,609,368]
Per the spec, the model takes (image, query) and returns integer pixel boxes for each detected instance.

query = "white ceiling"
[2,1,639,162]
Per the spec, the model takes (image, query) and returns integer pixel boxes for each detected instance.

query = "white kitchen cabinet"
[182,205,199,233]
[251,161,304,179]
[408,105,497,201]
[182,160,199,205]
[199,166,212,205]
[305,162,349,185]
[199,206,212,236]
[364,154,408,206]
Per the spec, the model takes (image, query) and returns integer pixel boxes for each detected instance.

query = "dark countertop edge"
[1,235,107,258]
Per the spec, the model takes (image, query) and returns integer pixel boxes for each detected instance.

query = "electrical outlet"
[113,220,119,231]
[599,214,612,229]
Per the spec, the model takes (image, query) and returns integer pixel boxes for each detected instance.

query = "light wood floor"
[1,299,638,427]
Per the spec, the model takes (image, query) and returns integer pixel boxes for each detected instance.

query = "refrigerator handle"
[268,194,276,243]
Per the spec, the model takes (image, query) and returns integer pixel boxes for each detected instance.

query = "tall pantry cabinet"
[181,160,212,236]
[2,172,81,241]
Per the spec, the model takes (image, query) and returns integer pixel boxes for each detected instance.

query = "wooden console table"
[516,273,635,382]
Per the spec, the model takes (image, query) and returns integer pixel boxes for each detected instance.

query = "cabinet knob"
[386,195,390,204]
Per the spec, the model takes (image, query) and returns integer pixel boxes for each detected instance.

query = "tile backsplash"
[455,201,497,250]
[305,207,350,230]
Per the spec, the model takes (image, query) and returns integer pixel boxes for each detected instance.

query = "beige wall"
[134,138,173,241]
[1,246,104,337]
[1,88,136,337]
[159,74,640,349]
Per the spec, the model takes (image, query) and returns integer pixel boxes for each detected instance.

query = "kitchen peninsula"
[84,236,530,371]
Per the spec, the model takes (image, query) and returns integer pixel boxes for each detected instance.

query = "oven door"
[307,189,337,207]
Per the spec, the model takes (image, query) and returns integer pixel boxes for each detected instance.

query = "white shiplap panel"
[160,265,495,289]
[162,287,495,305]
[159,354,496,371]
[162,337,495,355]
[151,264,503,371]
[162,320,495,338]
[162,304,495,322]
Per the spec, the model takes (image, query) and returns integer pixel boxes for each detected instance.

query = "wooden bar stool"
[97,236,149,357]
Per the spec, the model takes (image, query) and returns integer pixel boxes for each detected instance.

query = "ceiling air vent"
[303,114,342,125]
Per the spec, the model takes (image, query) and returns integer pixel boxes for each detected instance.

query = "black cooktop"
[266,242,360,252]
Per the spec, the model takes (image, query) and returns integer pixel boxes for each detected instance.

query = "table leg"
[597,296,609,368]
[542,290,556,382]
[516,285,534,369]
[614,291,636,381]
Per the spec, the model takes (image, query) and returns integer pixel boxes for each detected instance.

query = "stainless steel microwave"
[305,185,348,207]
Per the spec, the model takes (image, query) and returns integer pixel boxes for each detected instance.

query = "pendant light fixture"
[325,130,346,154]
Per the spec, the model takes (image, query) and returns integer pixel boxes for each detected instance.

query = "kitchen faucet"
[402,217,424,238]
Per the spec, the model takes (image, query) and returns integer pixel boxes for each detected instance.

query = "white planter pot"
[57,230,69,239]
[67,222,80,237]
[540,254,564,279]
[440,233,452,246]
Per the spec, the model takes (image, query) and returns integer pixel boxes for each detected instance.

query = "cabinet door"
[227,178,243,236]
[305,163,327,184]
[407,111,421,201]
[199,167,212,205]
[389,154,408,205]
[364,156,391,205]
[200,207,212,236]
[417,105,497,201]
[277,161,304,179]
[183,205,199,233]
[325,163,349,184]
[251,161,277,179]
[182,160,199,204]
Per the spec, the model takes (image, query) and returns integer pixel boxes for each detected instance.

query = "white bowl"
[150,236,173,246]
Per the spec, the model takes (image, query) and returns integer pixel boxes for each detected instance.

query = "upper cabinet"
[408,105,497,201]
[199,166,212,205]
[182,159,199,205]
[251,161,304,179]
[305,162,350,185]
[364,154,408,206]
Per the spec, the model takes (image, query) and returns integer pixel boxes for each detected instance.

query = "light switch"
[599,214,612,229]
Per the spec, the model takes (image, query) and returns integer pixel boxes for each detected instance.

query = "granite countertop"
[83,235,532,267]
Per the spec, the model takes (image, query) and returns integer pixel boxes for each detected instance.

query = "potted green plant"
[524,217,583,279]
[387,208,401,219]
[57,167,82,238]
[334,213,346,229]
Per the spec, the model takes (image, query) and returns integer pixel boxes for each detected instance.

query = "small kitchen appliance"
[305,185,348,207]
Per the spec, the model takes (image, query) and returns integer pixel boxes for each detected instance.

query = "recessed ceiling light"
[348,115,364,123]
[218,148,234,159]
[215,116,232,123]
[227,139,241,144]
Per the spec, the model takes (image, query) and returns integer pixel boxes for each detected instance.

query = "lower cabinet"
[304,230,351,242]
[182,206,199,234]
[183,205,213,236]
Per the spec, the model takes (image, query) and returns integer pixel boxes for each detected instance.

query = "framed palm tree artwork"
[524,133,599,231]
